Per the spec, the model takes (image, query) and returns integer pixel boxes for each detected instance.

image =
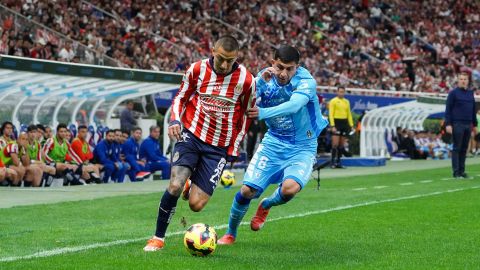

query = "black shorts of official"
[171,129,227,196]
[332,119,351,136]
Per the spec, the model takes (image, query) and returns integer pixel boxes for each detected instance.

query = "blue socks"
[155,190,179,238]
[261,187,291,209]
[226,192,251,237]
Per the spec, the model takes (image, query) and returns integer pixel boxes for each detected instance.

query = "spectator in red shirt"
[71,125,102,183]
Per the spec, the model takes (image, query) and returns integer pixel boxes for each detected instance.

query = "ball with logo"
[220,170,235,188]
[183,223,217,256]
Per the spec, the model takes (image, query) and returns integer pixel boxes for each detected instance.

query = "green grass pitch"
[1,165,479,269]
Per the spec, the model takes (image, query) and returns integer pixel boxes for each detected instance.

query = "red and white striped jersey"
[43,137,82,165]
[170,58,256,156]
[3,143,18,157]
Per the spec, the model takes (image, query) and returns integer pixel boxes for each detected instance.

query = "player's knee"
[167,181,183,196]
[240,185,256,199]
[189,200,206,212]
[104,164,114,172]
[281,181,301,198]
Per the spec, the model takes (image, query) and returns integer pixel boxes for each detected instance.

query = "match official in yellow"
[329,86,353,168]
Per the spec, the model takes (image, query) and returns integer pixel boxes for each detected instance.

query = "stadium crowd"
[0,121,170,187]
[1,0,479,92]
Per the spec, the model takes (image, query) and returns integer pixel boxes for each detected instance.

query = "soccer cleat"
[335,164,346,169]
[89,172,102,184]
[217,234,236,245]
[143,237,165,252]
[182,179,192,201]
[250,199,270,231]
[136,171,151,181]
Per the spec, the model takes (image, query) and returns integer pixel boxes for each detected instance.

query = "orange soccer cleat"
[217,234,236,245]
[182,179,192,201]
[250,199,270,231]
[143,237,165,252]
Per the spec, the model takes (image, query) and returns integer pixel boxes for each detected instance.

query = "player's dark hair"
[121,129,129,136]
[274,45,300,64]
[337,86,346,91]
[36,124,46,132]
[78,125,87,131]
[215,35,239,52]
[56,123,67,132]
[106,130,115,135]
[149,125,160,133]
[1,121,13,135]
[132,126,142,133]
[27,124,38,132]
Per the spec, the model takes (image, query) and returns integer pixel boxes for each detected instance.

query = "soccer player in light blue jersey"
[218,45,328,245]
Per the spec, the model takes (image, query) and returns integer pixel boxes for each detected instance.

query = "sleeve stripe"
[171,62,198,122]
[43,139,54,163]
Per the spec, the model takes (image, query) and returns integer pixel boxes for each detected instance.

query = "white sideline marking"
[441,178,454,181]
[420,180,433,183]
[352,187,367,191]
[373,185,388,189]
[1,185,479,263]
[399,182,413,186]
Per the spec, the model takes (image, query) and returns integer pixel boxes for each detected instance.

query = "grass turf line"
[0,166,479,269]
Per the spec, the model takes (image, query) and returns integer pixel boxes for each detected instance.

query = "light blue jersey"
[256,66,328,144]
[243,67,328,194]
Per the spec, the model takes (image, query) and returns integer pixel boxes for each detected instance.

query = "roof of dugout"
[0,55,182,128]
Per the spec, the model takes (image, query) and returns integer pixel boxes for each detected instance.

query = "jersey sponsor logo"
[307,130,312,138]
[199,95,236,115]
[298,82,309,90]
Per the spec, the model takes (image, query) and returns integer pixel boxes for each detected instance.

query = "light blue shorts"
[243,134,317,197]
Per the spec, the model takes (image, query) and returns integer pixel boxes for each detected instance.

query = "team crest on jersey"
[234,84,243,94]
[172,151,180,162]
[307,130,312,138]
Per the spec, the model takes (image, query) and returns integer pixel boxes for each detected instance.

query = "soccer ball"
[183,223,217,256]
[220,170,235,188]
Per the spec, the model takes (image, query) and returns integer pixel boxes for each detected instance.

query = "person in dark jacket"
[123,127,151,181]
[94,130,127,183]
[120,101,137,133]
[139,126,170,180]
[445,72,478,178]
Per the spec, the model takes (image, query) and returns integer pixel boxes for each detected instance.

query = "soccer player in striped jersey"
[144,35,256,251]
[217,45,328,245]
[16,132,43,187]
[43,124,84,185]
[0,121,24,186]
[24,125,57,186]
